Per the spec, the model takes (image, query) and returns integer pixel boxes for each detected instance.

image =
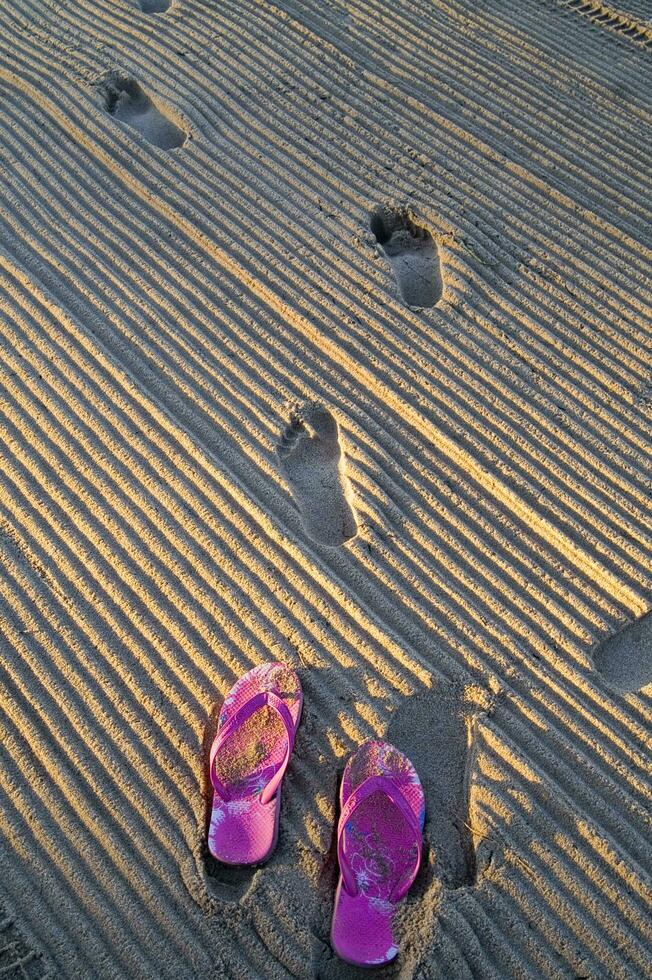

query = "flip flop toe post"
[208,662,302,865]
[331,740,425,967]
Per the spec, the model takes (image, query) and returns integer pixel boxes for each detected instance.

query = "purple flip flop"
[208,662,302,865]
[331,740,425,967]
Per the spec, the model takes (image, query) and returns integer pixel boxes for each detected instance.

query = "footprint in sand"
[371,205,442,308]
[277,402,358,547]
[138,0,171,10]
[388,683,493,889]
[101,74,187,150]
[594,610,652,693]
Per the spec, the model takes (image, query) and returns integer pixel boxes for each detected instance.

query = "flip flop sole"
[331,740,424,967]
[208,662,302,865]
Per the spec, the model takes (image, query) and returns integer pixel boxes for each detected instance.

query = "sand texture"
[0,0,650,977]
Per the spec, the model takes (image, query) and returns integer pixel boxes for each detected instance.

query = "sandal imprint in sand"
[208,662,302,865]
[331,740,425,967]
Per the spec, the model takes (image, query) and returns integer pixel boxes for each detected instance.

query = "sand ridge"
[0,0,650,977]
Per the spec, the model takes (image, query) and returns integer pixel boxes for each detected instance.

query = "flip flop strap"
[337,774,422,902]
[210,690,296,805]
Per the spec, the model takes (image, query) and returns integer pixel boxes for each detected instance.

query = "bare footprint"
[138,0,171,10]
[387,683,493,889]
[100,74,187,150]
[594,610,652,693]
[277,403,358,547]
[370,205,442,308]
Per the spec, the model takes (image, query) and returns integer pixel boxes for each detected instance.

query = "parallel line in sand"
[341,0,652,165]
[0,384,418,736]
[241,0,652,250]
[452,888,542,978]
[45,0,652,321]
[1,7,650,974]
[0,589,204,889]
[0,568,382,980]
[273,0,651,218]
[0,403,394,720]
[0,535,208,824]
[66,0,652,239]
[0,303,354,703]
[428,919,478,978]
[0,510,207,781]
[368,517,651,760]
[473,739,651,905]
[0,788,101,978]
[0,68,645,617]
[494,851,621,975]
[482,876,573,976]
[555,0,652,46]
[357,488,592,653]
[0,461,210,741]
[0,290,444,712]
[3,23,648,466]
[350,446,620,643]
[2,255,648,788]
[0,318,439,692]
[1,178,640,660]
[348,0,652,138]
[456,0,651,107]
[3,113,649,556]
[6,310,640,784]
[2,174,648,804]
[25,13,652,460]
[481,727,652,931]
[444,902,522,980]
[232,0,652,183]
[0,95,640,980]
[2,220,648,780]
[2,165,648,604]
[487,707,650,865]
[501,793,651,975]
[2,262,648,872]
[10,0,652,344]
[0,258,460,688]
[0,526,395,924]
[6,16,652,440]
[0,724,163,980]
[477,801,627,976]
[0,556,197,832]
[340,525,651,788]
[0,631,209,969]
[0,363,286,697]
[2,256,648,884]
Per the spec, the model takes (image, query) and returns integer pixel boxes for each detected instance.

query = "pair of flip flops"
[208,663,425,968]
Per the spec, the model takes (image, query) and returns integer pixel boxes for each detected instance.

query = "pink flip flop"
[331,740,425,967]
[208,662,302,865]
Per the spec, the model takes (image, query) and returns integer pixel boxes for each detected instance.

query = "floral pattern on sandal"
[331,740,425,967]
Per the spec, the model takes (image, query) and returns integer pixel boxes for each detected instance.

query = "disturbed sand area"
[0,0,651,977]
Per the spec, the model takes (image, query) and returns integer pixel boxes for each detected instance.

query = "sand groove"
[0,0,650,978]
[556,0,652,46]
[0,82,643,613]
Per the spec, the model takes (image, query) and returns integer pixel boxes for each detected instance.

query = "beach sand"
[0,0,650,977]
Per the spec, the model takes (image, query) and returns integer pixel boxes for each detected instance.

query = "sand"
[0,0,650,977]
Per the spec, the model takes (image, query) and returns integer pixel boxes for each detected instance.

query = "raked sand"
[0,0,650,977]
